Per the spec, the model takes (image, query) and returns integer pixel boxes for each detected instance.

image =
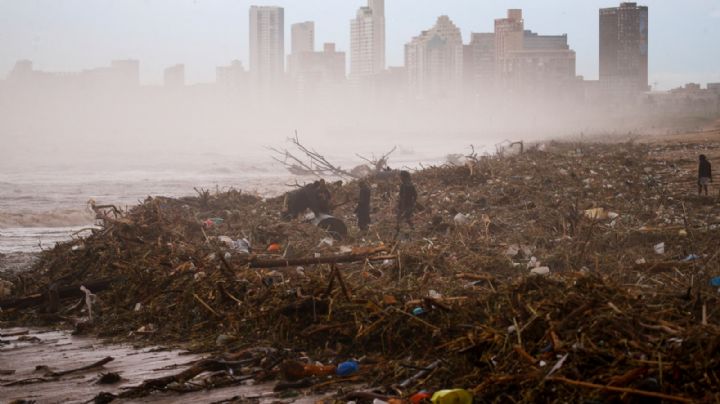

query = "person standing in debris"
[313,179,332,216]
[698,154,712,196]
[355,180,371,231]
[396,171,417,234]
[283,180,333,219]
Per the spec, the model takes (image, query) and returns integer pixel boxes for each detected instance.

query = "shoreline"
[2,124,720,402]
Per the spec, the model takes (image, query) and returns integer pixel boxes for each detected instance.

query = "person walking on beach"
[396,171,417,235]
[355,180,371,232]
[698,154,712,196]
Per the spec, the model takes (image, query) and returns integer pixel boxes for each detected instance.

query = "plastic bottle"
[431,389,473,404]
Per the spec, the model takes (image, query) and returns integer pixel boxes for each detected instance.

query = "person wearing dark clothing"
[283,180,332,219]
[698,154,712,196]
[396,171,417,233]
[355,181,371,231]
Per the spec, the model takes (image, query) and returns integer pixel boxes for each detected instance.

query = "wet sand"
[0,327,326,403]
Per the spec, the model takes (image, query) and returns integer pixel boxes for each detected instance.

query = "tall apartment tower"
[405,15,463,99]
[350,0,385,79]
[249,6,285,87]
[292,22,315,54]
[599,2,649,92]
[494,9,524,71]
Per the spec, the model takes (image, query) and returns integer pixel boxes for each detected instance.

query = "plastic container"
[410,391,432,404]
[431,389,473,404]
[313,214,348,239]
[281,360,335,380]
[336,360,359,376]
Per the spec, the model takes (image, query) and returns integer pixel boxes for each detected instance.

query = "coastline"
[1,124,720,402]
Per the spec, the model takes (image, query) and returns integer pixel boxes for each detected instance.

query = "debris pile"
[2,140,720,402]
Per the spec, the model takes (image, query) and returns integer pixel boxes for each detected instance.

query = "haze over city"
[1,0,719,88]
[1,1,719,171]
[2,4,720,402]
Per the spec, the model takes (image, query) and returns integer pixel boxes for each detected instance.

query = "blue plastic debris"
[681,254,701,262]
[336,360,359,376]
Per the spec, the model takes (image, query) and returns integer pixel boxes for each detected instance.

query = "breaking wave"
[0,209,96,228]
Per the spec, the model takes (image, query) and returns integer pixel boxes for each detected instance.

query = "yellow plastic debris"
[431,389,473,404]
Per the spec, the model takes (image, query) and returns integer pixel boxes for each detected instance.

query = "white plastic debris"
[453,213,469,226]
[545,353,569,378]
[318,237,334,247]
[635,257,646,264]
[217,236,234,247]
[428,289,442,299]
[134,302,143,312]
[80,285,98,320]
[234,238,251,253]
[504,244,520,257]
[531,266,551,275]
[654,242,665,255]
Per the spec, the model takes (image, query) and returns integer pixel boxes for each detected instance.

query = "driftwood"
[93,358,257,401]
[0,278,117,310]
[246,247,393,269]
[3,356,114,386]
[270,132,356,179]
[546,376,694,403]
[398,359,442,388]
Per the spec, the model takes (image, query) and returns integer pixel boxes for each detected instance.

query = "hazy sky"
[1,0,718,89]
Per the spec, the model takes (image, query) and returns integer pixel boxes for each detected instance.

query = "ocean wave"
[0,209,96,228]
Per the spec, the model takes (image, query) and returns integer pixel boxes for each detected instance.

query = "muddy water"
[0,328,323,403]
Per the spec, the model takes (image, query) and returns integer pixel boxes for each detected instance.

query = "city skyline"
[1,1,718,89]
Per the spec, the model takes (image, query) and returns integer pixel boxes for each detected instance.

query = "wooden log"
[546,376,693,403]
[245,248,392,269]
[0,278,118,310]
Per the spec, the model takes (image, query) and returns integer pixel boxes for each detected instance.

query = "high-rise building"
[288,43,346,99]
[405,15,463,99]
[216,60,248,91]
[350,0,385,80]
[289,21,315,78]
[292,22,315,54]
[493,10,577,97]
[163,64,185,88]
[368,0,385,72]
[463,33,496,97]
[502,30,576,95]
[249,6,285,88]
[599,2,649,93]
[494,9,524,73]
